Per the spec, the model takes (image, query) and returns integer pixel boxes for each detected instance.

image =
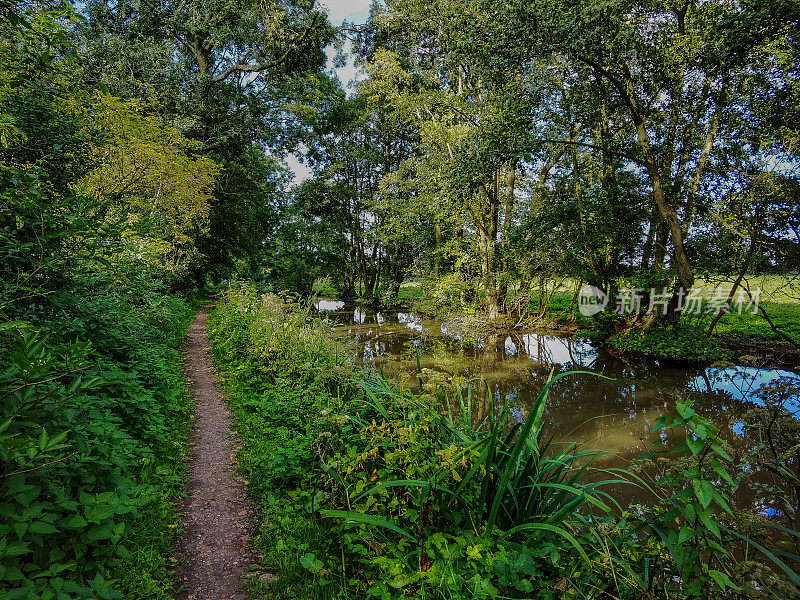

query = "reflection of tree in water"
[326,304,800,482]
[695,366,800,410]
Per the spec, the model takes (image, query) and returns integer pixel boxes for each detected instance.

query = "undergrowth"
[0,275,197,600]
[607,323,734,362]
[209,282,800,600]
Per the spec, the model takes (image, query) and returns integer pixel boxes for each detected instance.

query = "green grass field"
[524,275,800,347]
[691,275,800,343]
[398,280,423,299]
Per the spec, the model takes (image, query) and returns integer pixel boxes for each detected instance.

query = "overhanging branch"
[209,14,320,83]
[528,138,648,168]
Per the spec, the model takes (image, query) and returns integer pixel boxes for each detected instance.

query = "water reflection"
[517,333,597,367]
[692,367,800,413]
[315,299,345,312]
[398,312,423,332]
[318,302,800,475]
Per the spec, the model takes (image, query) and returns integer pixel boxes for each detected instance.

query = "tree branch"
[528,138,648,168]
[209,14,320,83]
[2,452,79,478]
[575,55,642,125]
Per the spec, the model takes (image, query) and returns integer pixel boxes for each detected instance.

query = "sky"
[284,0,373,185]
[322,0,372,28]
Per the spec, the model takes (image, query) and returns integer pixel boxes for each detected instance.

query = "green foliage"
[210,283,597,598]
[412,273,477,317]
[642,403,744,596]
[211,283,800,600]
[0,8,197,594]
[206,286,594,597]
[631,401,800,597]
[608,324,734,362]
[76,92,220,286]
[73,0,335,282]
[0,291,194,599]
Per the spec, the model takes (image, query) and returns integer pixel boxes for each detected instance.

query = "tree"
[71,0,336,279]
[522,0,798,317]
[286,81,417,300]
[77,93,220,285]
[360,0,542,317]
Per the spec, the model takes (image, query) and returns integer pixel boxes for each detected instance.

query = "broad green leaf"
[500,522,591,567]
[710,443,732,462]
[708,569,739,592]
[711,458,734,485]
[686,436,704,455]
[697,508,720,539]
[692,479,715,509]
[678,526,694,544]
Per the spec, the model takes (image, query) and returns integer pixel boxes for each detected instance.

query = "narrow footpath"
[173,306,257,600]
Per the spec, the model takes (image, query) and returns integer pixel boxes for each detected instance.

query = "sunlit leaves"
[75,93,220,279]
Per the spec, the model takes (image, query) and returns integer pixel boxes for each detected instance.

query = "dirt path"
[173,306,257,600]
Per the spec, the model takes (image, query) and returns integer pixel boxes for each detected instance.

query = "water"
[316,301,800,475]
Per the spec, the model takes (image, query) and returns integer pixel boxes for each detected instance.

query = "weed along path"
[173,306,258,599]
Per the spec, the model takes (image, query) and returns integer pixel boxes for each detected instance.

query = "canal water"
[316,300,800,479]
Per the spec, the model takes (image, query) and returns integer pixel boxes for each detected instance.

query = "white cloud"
[285,154,313,187]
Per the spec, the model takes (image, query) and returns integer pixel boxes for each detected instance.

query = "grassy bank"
[0,280,198,599]
[208,282,800,600]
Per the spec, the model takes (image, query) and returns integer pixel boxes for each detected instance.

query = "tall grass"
[324,371,633,572]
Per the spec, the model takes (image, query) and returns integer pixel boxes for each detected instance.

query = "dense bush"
[1,101,197,600]
[0,285,195,599]
[0,8,206,596]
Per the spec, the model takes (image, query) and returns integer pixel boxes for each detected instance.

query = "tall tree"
[72,0,335,279]
[522,0,797,314]
[361,0,542,317]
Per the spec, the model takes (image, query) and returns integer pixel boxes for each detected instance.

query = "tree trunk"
[641,219,655,270]
[706,233,758,335]
[648,159,694,290]
[652,221,670,269]
[497,166,516,311]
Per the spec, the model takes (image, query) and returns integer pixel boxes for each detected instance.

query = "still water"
[316,300,800,474]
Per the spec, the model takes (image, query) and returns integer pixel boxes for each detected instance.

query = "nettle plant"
[0,325,135,600]
[640,401,800,598]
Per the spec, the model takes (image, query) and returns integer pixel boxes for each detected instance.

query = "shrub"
[0,285,194,599]
[210,282,800,600]
[608,323,733,362]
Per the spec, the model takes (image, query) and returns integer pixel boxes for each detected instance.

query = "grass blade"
[321,510,416,541]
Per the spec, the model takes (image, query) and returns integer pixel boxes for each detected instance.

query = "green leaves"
[686,435,705,455]
[609,324,733,362]
[692,478,715,509]
[711,457,734,485]
[640,399,765,595]
[300,552,324,574]
[708,569,739,593]
[321,510,416,541]
[677,403,696,420]
[0,289,193,598]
